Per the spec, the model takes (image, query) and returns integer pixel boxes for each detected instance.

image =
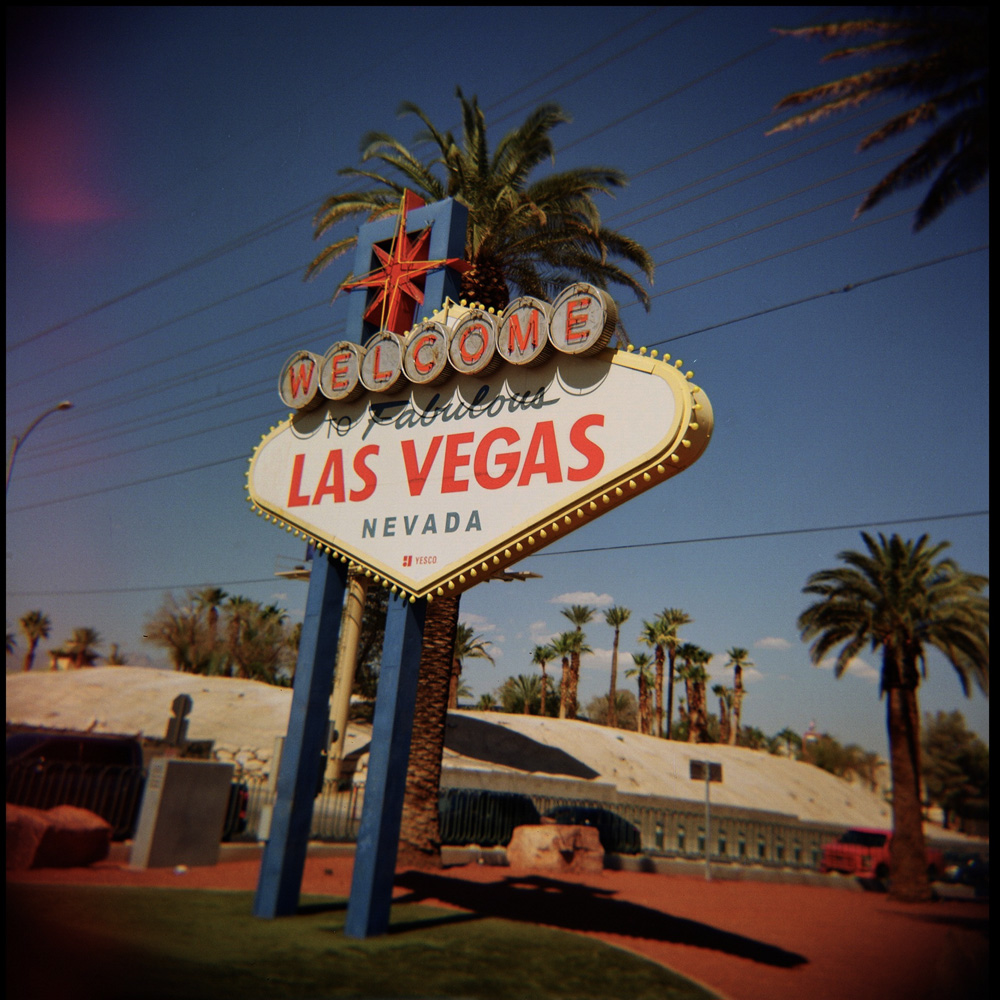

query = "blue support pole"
[253,553,347,918]
[344,594,427,939]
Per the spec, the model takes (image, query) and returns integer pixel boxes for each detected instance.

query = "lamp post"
[5,400,73,496]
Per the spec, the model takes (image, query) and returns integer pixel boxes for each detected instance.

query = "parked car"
[438,788,540,847]
[543,805,642,855]
[818,827,944,881]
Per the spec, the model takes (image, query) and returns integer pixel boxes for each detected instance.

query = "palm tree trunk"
[731,665,744,745]
[608,632,620,729]
[654,648,665,738]
[886,681,932,901]
[397,594,460,869]
[558,657,570,719]
[665,651,677,740]
[566,652,580,720]
[23,639,39,673]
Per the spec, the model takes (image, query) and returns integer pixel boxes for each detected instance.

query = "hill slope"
[8,667,891,827]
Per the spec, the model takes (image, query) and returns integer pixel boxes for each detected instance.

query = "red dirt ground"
[8,854,988,1000]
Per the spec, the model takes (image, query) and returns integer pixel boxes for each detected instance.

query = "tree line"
[11,611,115,671]
[476,603,756,746]
[142,588,300,685]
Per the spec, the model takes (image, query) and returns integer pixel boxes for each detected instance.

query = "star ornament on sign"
[341,191,470,335]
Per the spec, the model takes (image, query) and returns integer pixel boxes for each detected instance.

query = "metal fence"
[9,759,257,843]
[9,759,843,870]
[234,775,842,871]
[7,759,145,840]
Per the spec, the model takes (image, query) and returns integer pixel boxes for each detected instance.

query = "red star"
[342,192,469,334]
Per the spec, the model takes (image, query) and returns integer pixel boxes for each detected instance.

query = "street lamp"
[6,400,73,496]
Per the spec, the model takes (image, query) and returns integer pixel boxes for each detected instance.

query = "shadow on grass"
[394,871,807,969]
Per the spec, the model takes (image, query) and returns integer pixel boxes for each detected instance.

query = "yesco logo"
[277,282,616,411]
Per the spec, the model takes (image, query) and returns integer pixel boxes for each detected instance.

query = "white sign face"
[248,348,712,600]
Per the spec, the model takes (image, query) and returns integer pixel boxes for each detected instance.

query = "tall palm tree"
[604,606,631,729]
[769,7,989,230]
[399,592,460,868]
[308,90,654,310]
[638,618,669,738]
[560,605,596,720]
[449,622,495,709]
[659,608,692,740]
[712,684,734,744]
[724,646,754,745]
[798,532,988,901]
[530,644,556,717]
[18,610,51,673]
[626,652,655,735]
[312,93,653,866]
[549,631,577,720]
[64,627,101,669]
[676,643,711,743]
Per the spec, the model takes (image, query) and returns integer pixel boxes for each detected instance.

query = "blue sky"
[6,6,988,756]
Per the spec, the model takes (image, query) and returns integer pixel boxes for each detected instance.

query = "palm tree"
[769,7,989,230]
[798,532,988,901]
[144,593,214,674]
[603,606,631,729]
[659,608,692,739]
[724,647,754,745]
[449,622,495,709]
[530,644,556,717]
[676,643,711,743]
[399,592,460,867]
[713,684,734,744]
[501,674,543,715]
[64,627,101,668]
[560,605,596,720]
[312,93,653,866]
[224,595,258,678]
[549,631,577,720]
[18,610,51,673]
[308,90,654,311]
[638,618,669,738]
[626,652,655,735]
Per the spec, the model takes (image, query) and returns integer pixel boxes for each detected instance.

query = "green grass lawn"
[7,884,718,1000]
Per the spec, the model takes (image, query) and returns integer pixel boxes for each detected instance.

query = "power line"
[6,202,317,355]
[9,245,987,492]
[529,510,990,559]
[7,510,987,597]
[646,245,989,345]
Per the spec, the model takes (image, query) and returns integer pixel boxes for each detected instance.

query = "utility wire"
[529,510,990,559]
[7,509,987,598]
[6,246,988,508]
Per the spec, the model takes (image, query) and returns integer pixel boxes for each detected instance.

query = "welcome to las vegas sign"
[246,283,713,601]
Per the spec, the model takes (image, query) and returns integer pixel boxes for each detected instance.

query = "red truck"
[819,827,944,881]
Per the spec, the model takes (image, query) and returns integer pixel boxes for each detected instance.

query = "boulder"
[506,823,604,874]
[5,804,112,870]
[6,804,48,871]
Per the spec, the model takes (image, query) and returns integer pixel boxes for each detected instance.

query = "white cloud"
[550,591,614,607]
[755,636,791,650]
[580,647,613,669]
[816,655,879,683]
